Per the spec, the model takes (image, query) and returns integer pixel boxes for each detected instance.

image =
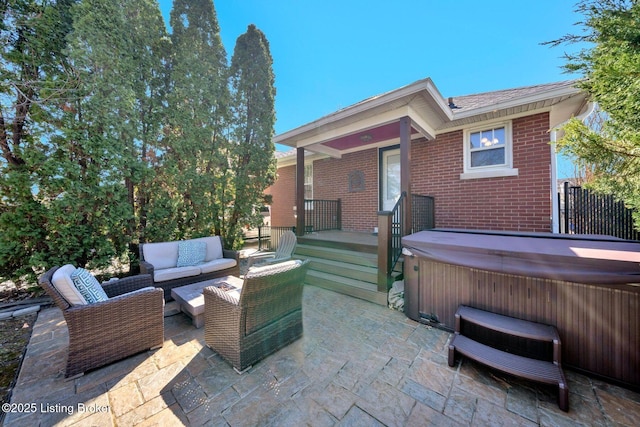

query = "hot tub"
[402,229,640,388]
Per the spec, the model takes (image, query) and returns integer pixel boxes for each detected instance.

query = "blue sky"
[158,1,587,177]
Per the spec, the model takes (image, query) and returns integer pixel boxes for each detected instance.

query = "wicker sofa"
[203,259,310,373]
[39,266,164,378]
[139,236,239,301]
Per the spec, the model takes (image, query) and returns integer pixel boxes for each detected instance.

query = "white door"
[381,148,401,211]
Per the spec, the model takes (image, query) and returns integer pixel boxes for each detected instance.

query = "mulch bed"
[0,287,45,407]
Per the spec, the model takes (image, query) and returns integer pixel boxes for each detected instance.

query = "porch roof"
[274,78,589,160]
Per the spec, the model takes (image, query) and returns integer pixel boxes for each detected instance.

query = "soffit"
[274,78,451,158]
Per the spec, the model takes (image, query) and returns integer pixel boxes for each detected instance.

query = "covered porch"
[276,78,447,243]
[274,80,446,293]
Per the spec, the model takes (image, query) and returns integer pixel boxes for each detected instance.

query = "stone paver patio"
[3,285,640,426]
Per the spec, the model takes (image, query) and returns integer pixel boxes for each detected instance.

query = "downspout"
[550,102,596,233]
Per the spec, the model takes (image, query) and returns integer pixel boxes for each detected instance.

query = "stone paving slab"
[3,285,640,426]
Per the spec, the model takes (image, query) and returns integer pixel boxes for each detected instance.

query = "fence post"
[563,181,570,234]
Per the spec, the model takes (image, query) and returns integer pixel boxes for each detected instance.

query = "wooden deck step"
[456,305,560,343]
[295,244,378,268]
[297,255,378,283]
[304,270,387,306]
[449,335,567,385]
[449,305,569,412]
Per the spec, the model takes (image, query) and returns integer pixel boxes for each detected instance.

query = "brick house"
[267,78,590,235]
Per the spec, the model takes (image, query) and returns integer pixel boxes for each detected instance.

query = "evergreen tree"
[227,24,276,246]
[35,0,170,272]
[550,0,640,227]
[0,0,77,282]
[158,0,230,241]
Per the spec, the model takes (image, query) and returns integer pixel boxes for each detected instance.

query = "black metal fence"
[255,226,296,251]
[305,199,341,232]
[559,182,640,240]
[412,194,435,232]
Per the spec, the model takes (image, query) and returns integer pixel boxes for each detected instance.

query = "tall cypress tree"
[0,0,77,282]
[158,0,230,240]
[27,0,168,272]
[227,24,277,245]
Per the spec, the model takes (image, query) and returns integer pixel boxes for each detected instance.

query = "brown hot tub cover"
[402,230,640,285]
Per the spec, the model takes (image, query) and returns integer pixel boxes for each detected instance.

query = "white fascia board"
[274,77,451,146]
[276,151,328,168]
[294,107,414,149]
[303,144,343,159]
[452,85,582,120]
[407,105,437,140]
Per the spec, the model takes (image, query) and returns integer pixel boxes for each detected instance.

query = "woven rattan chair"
[203,259,310,373]
[247,230,297,268]
[39,267,165,378]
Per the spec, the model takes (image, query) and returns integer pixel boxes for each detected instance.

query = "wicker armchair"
[39,267,165,378]
[203,259,310,373]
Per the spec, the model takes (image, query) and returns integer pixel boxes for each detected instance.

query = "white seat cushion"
[52,264,88,306]
[192,236,223,261]
[198,258,238,274]
[142,241,179,269]
[153,265,201,282]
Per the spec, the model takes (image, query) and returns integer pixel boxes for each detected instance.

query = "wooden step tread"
[306,270,377,290]
[301,256,378,274]
[457,305,559,342]
[449,335,567,386]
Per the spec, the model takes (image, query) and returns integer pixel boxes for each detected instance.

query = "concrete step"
[295,244,378,268]
[297,255,378,284]
[305,270,387,306]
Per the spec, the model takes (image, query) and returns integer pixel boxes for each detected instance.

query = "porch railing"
[378,192,435,291]
[412,194,435,231]
[304,199,342,232]
[255,226,295,251]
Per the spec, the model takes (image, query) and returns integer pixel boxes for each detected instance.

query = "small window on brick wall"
[304,163,313,210]
[461,121,518,180]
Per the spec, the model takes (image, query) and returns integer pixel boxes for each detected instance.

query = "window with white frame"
[461,121,518,179]
[304,163,313,199]
[304,163,313,209]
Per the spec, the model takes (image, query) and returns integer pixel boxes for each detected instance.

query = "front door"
[380,147,401,211]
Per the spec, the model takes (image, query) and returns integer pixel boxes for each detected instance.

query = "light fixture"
[359,133,373,143]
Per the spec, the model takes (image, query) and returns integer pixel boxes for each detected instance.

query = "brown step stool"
[448,305,569,412]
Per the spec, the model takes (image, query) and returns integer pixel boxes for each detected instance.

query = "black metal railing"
[412,194,435,232]
[378,192,436,290]
[560,182,640,240]
[256,225,296,251]
[389,192,406,271]
[304,199,341,232]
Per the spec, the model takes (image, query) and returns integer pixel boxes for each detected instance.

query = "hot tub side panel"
[405,257,640,388]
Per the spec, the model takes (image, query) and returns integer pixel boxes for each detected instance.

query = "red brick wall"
[267,164,296,227]
[313,149,379,232]
[267,112,553,233]
[412,112,552,232]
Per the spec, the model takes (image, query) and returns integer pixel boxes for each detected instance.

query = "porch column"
[400,116,412,235]
[296,147,305,237]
